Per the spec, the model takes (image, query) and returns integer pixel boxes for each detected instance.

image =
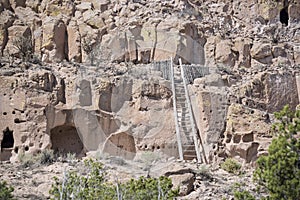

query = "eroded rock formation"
[0,0,300,164]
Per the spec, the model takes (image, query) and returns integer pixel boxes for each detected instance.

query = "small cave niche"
[103,132,136,160]
[280,8,289,25]
[1,127,14,149]
[50,125,83,156]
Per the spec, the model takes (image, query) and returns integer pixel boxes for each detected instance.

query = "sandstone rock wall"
[1,0,300,65]
[0,63,180,162]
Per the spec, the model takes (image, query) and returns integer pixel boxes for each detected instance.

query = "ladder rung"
[177,117,191,120]
[178,109,190,113]
[178,119,191,121]
[184,155,197,158]
[184,148,196,152]
[183,145,195,148]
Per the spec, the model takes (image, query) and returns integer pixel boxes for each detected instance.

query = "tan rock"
[272,45,286,58]
[67,20,81,62]
[82,10,105,29]
[294,44,300,65]
[234,37,251,68]
[169,173,195,196]
[42,17,67,62]
[263,72,299,112]
[215,39,237,68]
[221,104,272,163]
[204,36,218,67]
[250,42,273,64]
[6,25,31,56]
[25,0,41,12]
[76,2,93,12]
[0,9,15,28]
[289,4,300,23]
[0,28,7,56]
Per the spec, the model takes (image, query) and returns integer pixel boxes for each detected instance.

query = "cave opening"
[103,132,136,160]
[280,8,289,25]
[1,127,14,149]
[50,125,84,156]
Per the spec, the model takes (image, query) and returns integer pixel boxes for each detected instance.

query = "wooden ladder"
[170,58,205,163]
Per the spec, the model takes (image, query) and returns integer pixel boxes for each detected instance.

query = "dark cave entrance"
[50,125,84,156]
[280,8,289,25]
[1,127,14,150]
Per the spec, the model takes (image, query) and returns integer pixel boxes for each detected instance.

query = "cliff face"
[0,0,299,163]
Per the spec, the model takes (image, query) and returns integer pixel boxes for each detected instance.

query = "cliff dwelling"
[280,8,289,25]
[1,127,14,150]
[50,125,84,156]
[0,127,14,161]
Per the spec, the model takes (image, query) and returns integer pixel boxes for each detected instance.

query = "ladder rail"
[170,57,184,160]
[179,58,202,163]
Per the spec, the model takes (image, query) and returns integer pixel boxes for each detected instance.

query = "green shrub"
[18,149,55,168]
[254,105,300,200]
[119,176,178,200]
[221,158,242,175]
[37,149,55,165]
[195,165,213,181]
[49,159,178,200]
[0,181,14,200]
[18,152,36,168]
[234,189,255,200]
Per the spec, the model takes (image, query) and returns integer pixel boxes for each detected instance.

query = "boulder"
[67,20,81,62]
[272,45,287,58]
[82,10,105,29]
[6,25,31,56]
[215,39,237,68]
[204,36,218,67]
[169,173,195,196]
[289,4,300,24]
[263,72,299,112]
[250,42,273,64]
[234,37,251,68]
[76,2,93,13]
[42,17,67,62]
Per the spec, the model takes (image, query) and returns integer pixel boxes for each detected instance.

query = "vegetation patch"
[254,105,300,200]
[220,158,242,175]
[49,159,179,200]
[0,181,15,200]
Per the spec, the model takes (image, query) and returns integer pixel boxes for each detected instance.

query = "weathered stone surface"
[250,42,273,64]
[9,0,25,9]
[289,4,300,23]
[294,44,300,65]
[82,10,105,29]
[67,20,81,62]
[42,17,67,62]
[169,173,195,196]
[220,104,272,163]
[76,2,93,12]
[234,37,251,68]
[215,39,237,68]
[6,25,31,56]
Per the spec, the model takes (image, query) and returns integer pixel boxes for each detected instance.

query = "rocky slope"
[0,0,300,198]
